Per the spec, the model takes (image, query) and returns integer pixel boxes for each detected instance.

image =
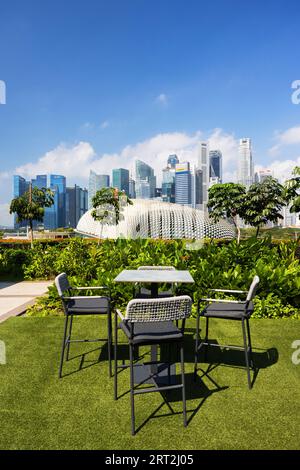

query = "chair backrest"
[137,266,176,271]
[246,275,260,302]
[55,273,71,298]
[125,295,192,323]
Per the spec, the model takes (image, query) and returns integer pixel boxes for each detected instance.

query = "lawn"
[0,316,299,450]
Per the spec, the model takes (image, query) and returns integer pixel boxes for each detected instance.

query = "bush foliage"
[1,237,299,318]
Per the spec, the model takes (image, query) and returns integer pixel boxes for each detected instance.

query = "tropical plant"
[285,166,300,218]
[207,183,246,243]
[242,177,286,237]
[91,187,133,242]
[9,184,54,248]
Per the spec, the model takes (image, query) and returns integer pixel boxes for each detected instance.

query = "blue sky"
[1,0,300,224]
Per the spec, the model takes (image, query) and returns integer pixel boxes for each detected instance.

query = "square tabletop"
[114,269,194,284]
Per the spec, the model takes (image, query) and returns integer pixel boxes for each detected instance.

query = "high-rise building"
[129,177,136,199]
[31,175,47,190]
[112,168,129,195]
[192,142,209,211]
[238,138,254,188]
[167,154,179,169]
[13,175,29,228]
[162,158,176,203]
[175,162,192,206]
[256,168,273,182]
[88,171,110,208]
[49,175,66,228]
[135,160,156,199]
[66,185,88,228]
[209,150,222,184]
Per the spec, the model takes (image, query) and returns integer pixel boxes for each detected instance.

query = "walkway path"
[0,281,53,322]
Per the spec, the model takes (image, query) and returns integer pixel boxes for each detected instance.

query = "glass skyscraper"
[135,160,156,199]
[175,162,192,206]
[49,175,66,228]
[162,155,177,203]
[112,168,130,195]
[209,150,222,183]
[31,175,47,190]
[88,171,110,208]
[66,185,88,228]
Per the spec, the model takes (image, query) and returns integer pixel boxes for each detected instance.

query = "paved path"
[0,281,53,322]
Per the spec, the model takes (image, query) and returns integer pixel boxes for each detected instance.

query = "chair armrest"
[63,295,109,300]
[199,298,247,304]
[209,288,248,294]
[72,286,110,291]
[116,309,125,321]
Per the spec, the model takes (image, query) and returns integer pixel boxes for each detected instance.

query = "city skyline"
[1,1,300,225]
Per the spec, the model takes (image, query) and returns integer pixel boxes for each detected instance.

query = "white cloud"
[269,125,300,155]
[15,141,96,181]
[155,93,168,106]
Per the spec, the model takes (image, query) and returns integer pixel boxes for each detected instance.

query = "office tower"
[167,154,179,169]
[66,185,88,228]
[129,178,136,199]
[209,150,222,184]
[112,168,130,195]
[135,160,156,199]
[13,175,30,228]
[44,190,59,230]
[155,187,162,198]
[194,168,203,209]
[238,138,254,188]
[197,142,209,211]
[257,168,273,182]
[31,175,47,190]
[49,174,66,228]
[88,171,110,208]
[162,158,176,203]
[175,162,192,206]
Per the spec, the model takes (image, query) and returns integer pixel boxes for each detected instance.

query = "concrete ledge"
[0,281,53,323]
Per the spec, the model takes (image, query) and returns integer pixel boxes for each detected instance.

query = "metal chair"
[114,295,192,435]
[134,266,177,298]
[194,275,260,389]
[55,273,112,378]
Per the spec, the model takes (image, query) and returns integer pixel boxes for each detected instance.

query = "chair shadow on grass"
[60,340,111,378]
[191,334,279,390]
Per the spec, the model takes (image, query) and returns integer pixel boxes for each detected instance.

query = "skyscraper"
[31,175,47,190]
[162,156,176,203]
[49,175,66,228]
[88,171,110,208]
[238,138,254,188]
[175,162,192,206]
[209,150,222,184]
[167,154,179,169]
[256,168,273,182]
[135,160,156,199]
[66,185,88,228]
[192,142,209,211]
[112,168,130,195]
[129,177,136,199]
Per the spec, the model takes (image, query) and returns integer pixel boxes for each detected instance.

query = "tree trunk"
[29,220,34,249]
[255,225,260,238]
[233,215,241,244]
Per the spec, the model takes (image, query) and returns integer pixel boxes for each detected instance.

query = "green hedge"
[1,237,300,318]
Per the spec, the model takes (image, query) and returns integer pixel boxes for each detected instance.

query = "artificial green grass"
[0,316,299,450]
